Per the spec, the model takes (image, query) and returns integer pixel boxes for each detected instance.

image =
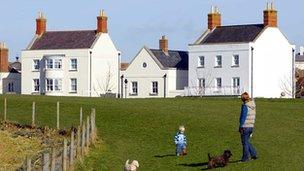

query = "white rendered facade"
[122,47,188,98]
[188,27,294,98]
[21,34,119,97]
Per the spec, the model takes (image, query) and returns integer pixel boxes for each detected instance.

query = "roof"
[30,30,97,50]
[200,24,265,44]
[148,49,188,70]
[296,54,304,62]
[9,61,21,71]
[121,63,129,71]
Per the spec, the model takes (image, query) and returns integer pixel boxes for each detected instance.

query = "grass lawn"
[0,95,303,170]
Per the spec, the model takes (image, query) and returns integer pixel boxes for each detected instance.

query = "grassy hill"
[0,95,303,170]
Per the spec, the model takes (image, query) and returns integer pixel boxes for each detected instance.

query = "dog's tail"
[208,153,211,161]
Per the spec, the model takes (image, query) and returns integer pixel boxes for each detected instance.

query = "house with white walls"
[187,3,295,98]
[21,11,120,97]
[0,43,21,94]
[121,36,188,98]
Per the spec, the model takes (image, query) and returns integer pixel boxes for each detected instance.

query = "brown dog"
[207,150,232,169]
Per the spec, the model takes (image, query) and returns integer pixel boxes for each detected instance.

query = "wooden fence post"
[42,153,50,171]
[81,123,85,155]
[32,102,35,127]
[26,156,31,171]
[57,101,60,129]
[62,139,67,171]
[76,125,81,158]
[80,107,83,126]
[86,116,90,149]
[70,131,75,169]
[51,149,56,171]
[4,98,7,121]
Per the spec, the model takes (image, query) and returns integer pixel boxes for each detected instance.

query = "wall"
[253,27,294,98]
[0,72,21,94]
[188,43,250,96]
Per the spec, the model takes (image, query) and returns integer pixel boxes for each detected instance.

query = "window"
[215,55,222,67]
[70,59,77,70]
[198,78,205,88]
[152,81,158,94]
[232,77,240,88]
[215,78,222,88]
[232,55,239,67]
[33,60,40,70]
[54,79,62,91]
[198,56,205,67]
[46,79,53,91]
[54,59,62,69]
[131,82,138,95]
[70,78,77,92]
[46,59,53,69]
[143,62,147,68]
[33,79,39,92]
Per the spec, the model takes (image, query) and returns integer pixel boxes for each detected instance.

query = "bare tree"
[93,63,116,96]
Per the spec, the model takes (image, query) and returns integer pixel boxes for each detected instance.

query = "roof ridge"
[217,23,264,27]
[149,49,188,53]
[45,29,96,33]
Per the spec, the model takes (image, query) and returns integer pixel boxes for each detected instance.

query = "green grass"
[0,95,303,170]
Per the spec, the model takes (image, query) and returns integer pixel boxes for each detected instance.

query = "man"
[239,92,258,162]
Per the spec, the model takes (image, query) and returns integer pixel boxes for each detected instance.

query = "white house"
[21,11,120,97]
[187,3,295,98]
[0,43,21,94]
[121,36,188,98]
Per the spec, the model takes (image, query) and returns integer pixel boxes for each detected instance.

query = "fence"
[1,98,97,170]
[184,86,244,97]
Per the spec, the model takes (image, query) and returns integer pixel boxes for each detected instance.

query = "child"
[174,125,187,156]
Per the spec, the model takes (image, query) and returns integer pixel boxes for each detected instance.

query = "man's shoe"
[251,156,258,160]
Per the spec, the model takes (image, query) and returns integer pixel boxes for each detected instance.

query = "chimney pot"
[97,9,108,33]
[0,42,9,72]
[208,6,221,30]
[263,2,278,27]
[36,12,47,36]
[159,35,168,53]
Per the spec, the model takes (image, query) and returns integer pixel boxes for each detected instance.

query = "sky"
[0,0,304,62]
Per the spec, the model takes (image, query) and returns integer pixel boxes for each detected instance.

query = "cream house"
[21,11,120,97]
[121,36,188,98]
[187,3,295,98]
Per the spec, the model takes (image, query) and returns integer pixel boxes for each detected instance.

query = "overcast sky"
[0,0,303,62]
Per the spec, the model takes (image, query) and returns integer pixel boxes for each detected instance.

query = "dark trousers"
[241,127,257,161]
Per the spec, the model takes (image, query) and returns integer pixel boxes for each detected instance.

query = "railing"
[184,86,244,97]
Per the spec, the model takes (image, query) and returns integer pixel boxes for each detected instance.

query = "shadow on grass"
[154,154,176,158]
[179,160,241,170]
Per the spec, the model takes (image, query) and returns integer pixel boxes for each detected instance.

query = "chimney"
[159,35,168,53]
[0,43,9,72]
[208,6,221,30]
[263,2,278,27]
[36,12,47,36]
[97,10,108,33]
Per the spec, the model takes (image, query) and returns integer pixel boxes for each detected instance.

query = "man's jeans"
[241,127,257,161]
[176,143,186,156]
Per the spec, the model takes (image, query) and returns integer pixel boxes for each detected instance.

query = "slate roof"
[200,24,265,44]
[30,30,97,50]
[149,49,188,70]
[9,61,21,71]
[296,54,304,62]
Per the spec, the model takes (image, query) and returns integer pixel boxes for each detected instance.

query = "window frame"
[131,81,138,95]
[232,54,240,67]
[152,81,158,94]
[70,78,77,93]
[33,59,40,71]
[198,56,205,68]
[70,58,77,71]
[215,78,222,88]
[33,79,40,92]
[215,55,222,68]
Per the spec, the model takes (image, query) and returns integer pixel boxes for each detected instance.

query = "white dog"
[124,159,139,171]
